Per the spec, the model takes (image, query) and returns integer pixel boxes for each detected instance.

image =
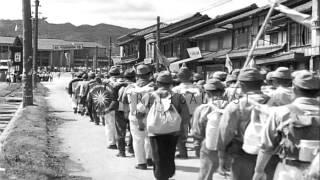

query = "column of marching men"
[67,64,320,180]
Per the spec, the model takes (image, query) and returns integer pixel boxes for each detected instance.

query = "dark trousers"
[150,134,179,180]
[115,111,127,153]
[231,150,279,180]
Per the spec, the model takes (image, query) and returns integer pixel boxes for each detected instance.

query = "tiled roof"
[224,45,284,58]
[216,5,270,26]
[162,4,258,40]
[190,24,233,39]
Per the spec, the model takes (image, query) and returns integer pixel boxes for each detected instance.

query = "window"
[218,36,224,50]
[270,33,278,45]
[290,22,311,46]
[234,26,249,49]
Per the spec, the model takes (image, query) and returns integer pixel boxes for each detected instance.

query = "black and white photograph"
[0,0,319,180]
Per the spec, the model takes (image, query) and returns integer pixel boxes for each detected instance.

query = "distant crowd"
[67,64,320,180]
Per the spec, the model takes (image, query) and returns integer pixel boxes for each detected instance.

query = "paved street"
[43,73,226,180]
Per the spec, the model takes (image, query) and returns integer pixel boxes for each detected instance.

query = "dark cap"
[238,68,263,81]
[212,71,227,81]
[88,72,96,79]
[82,73,88,79]
[124,69,135,78]
[156,71,173,84]
[136,64,151,75]
[177,67,192,81]
[204,79,225,91]
[226,74,237,83]
[272,67,292,79]
[109,66,121,76]
[293,70,320,90]
[193,73,203,81]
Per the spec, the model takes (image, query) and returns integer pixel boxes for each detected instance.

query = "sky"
[1,0,271,29]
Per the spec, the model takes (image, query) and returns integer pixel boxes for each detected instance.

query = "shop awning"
[226,45,284,59]
[170,56,202,65]
[118,58,139,65]
[256,52,305,65]
[199,49,232,62]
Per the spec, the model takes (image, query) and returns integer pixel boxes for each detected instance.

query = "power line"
[163,0,233,24]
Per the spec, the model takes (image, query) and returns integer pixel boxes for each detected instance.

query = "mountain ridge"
[0,19,138,55]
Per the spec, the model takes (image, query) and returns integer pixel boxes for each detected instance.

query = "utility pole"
[156,16,160,72]
[310,0,320,71]
[109,37,112,69]
[32,0,39,88]
[93,46,97,73]
[22,0,33,106]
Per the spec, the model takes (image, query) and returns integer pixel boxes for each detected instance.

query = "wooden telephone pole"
[22,0,33,106]
[155,16,160,72]
[32,0,39,88]
[109,37,112,69]
[310,0,320,71]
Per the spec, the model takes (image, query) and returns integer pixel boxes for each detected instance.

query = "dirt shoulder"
[0,84,71,180]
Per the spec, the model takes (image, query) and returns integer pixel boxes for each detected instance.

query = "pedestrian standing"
[104,66,121,149]
[253,70,320,180]
[116,69,135,157]
[68,72,83,113]
[138,71,190,180]
[121,64,155,170]
[192,79,227,180]
[267,67,293,106]
[217,68,279,180]
[172,66,202,158]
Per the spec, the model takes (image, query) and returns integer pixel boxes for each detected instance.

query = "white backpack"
[146,93,182,134]
[205,104,224,150]
[242,104,269,155]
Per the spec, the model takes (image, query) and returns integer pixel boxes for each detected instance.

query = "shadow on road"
[176,165,199,173]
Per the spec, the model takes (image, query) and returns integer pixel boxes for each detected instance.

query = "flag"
[248,57,256,68]
[273,2,312,29]
[14,24,18,32]
[155,45,170,67]
[225,54,233,74]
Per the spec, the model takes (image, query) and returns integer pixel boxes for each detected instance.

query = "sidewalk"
[43,74,226,180]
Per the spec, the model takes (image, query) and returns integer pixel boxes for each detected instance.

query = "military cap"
[204,79,225,91]
[109,66,121,76]
[96,73,104,79]
[193,73,203,81]
[293,70,320,90]
[124,69,135,78]
[272,67,292,79]
[88,72,96,79]
[226,74,237,83]
[266,71,273,81]
[177,67,192,81]
[212,71,227,81]
[136,64,151,75]
[82,73,88,79]
[231,69,241,77]
[76,72,83,78]
[196,80,206,86]
[238,68,263,81]
[156,71,173,84]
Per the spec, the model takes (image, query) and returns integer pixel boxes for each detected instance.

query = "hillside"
[0,19,138,55]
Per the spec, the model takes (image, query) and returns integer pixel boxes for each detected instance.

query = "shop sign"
[53,44,83,50]
[14,52,21,62]
[187,47,202,59]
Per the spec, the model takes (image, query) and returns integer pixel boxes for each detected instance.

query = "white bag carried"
[205,105,224,151]
[242,104,269,155]
[146,93,182,134]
